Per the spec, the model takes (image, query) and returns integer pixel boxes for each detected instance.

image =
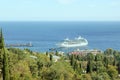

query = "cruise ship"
[57,36,88,48]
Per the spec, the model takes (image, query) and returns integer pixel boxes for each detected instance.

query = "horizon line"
[0,20,120,22]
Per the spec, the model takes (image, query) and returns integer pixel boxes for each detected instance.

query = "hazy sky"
[0,0,120,21]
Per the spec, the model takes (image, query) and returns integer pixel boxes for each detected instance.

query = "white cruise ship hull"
[58,42,88,48]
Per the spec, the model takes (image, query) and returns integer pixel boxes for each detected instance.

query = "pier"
[5,42,33,47]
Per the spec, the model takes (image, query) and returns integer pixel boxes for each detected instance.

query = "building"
[69,49,102,56]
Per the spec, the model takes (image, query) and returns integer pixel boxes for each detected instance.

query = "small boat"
[57,36,88,48]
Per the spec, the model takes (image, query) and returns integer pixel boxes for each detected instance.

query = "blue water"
[0,21,120,52]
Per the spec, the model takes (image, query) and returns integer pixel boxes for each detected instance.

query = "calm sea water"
[0,21,120,52]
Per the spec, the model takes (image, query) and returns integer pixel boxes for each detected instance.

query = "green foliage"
[107,65,118,79]
[50,54,53,61]
[68,48,120,80]
[80,74,92,80]
[8,48,27,60]
[46,51,48,56]
[91,72,110,80]
[96,61,106,73]
[5,48,120,80]
[99,72,111,80]
[87,53,95,61]
[95,53,104,61]
[29,59,38,78]
[87,61,93,73]
[10,60,33,80]
[39,61,75,80]
[0,29,10,80]
[104,48,114,55]
[118,61,120,74]
[55,50,59,56]
[70,54,75,66]
[3,49,9,80]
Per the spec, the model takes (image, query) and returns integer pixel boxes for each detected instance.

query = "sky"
[0,0,120,21]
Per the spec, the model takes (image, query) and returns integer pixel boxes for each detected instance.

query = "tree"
[104,56,109,68]
[91,72,110,80]
[46,51,48,56]
[99,72,110,80]
[70,54,75,67]
[86,53,95,73]
[87,53,95,61]
[2,49,9,80]
[107,65,118,79]
[41,61,75,80]
[87,61,93,73]
[80,74,92,80]
[95,53,104,61]
[50,54,53,61]
[10,61,32,80]
[104,48,114,55]
[0,29,9,80]
[29,60,38,78]
[55,50,59,56]
[117,61,120,74]
[96,61,106,73]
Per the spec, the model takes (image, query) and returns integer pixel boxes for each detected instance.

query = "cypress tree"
[0,29,9,80]
[55,50,59,56]
[50,54,53,61]
[2,49,9,80]
[70,54,75,67]
[113,58,116,66]
[46,51,48,56]
[104,56,109,68]
[87,61,92,73]
[0,30,3,80]
[73,60,77,71]
[118,61,120,74]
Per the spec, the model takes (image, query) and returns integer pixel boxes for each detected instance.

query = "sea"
[0,21,120,53]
